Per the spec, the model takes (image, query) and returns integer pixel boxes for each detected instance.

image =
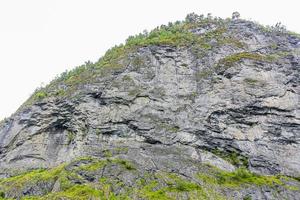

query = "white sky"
[0,0,299,120]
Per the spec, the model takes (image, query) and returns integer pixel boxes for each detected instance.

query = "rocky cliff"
[0,13,299,200]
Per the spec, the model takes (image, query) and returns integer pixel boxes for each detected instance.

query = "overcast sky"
[0,0,299,120]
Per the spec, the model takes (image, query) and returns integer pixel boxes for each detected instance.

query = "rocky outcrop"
[0,14,299,199]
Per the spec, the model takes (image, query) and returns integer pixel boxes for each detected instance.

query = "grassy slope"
[0,157,298,200]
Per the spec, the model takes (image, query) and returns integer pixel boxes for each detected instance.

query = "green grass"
[74,157,135,172]
[114,159,136,170]
[22,185,104,200]
[0,165,64,187]
[0,157,137,199]
[139,180,170,200]
[0,164,65,199]
[217,168,282,187]
[217,52,271,68]
[77,160,107,172]
[0,156,298,200]
[34,91,47,100]
[198,167,284,188]
[103,149,113,157]
[164,173,201,192]
[138,177,207,200]
[138,172,225,200]
[243,195,252,200]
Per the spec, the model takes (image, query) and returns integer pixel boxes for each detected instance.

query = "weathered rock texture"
[0,14,299,199]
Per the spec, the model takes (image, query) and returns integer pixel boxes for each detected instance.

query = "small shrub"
[217,52,269,67]
[0,191,5,198]
[115,159,136,170]
[95,129,101,136]
[44,185,103,200]
[243,194,252,200]
[169,176,200,192]
[103,149,112,158]
[78,160,107,172]
[67,131,75,144]
[54,89,66,96]
[232,12,241,20]
[34,91,47,100]
[215,168,283,187]
[211,149,249,167]
[293,176,300,182]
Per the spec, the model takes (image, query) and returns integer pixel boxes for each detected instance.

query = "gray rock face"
[0,18,299,199]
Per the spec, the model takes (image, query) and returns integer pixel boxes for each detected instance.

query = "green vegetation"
[0,191,5,198]
[67,131,75,144]
[31,185,104,200]
[217,168,282,187]
[138,180,170,200]
[103,149,113,158]
[198,166,285,189]
[211,148,249,167]
[0,165,64,185]
[75,157,135,172]
[0,157,138,199]
[294,176,300,182]
[101,147,129,157]
[217,52,272,68]
[163,173,201,192]
[0,164,65,197]
[54,89,66,96]
[243,195,252,200]
[95,129,101,136]
[114,158,136,170]
[125,26,197,47]
[137,172,224,200]
[0,156,298,200]
[77,159,106,172]
[33,91,47,100]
